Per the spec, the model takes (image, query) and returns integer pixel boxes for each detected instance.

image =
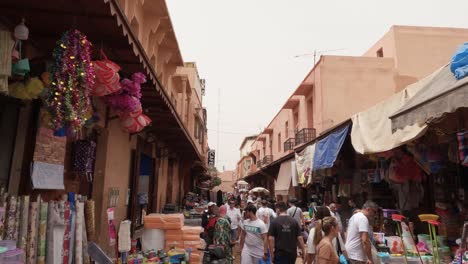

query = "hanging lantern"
[14,18,29,40]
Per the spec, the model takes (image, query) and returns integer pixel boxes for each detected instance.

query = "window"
[278,133,282,152]
[376,48,384,57]
[285,121,289,138]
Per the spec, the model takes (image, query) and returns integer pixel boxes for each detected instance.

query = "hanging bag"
[90,50,122,96]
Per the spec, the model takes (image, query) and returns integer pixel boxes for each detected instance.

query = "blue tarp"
[313,125,350,170]
[139,153,152,176]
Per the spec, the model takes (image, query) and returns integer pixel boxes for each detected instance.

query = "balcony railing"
[262,155,273,165]
[256,160,262,168]
[295,128,316,146]
[284,138,295,151]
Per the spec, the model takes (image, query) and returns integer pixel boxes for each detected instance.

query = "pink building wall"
[245,25,468,175]
[365,26,468,81]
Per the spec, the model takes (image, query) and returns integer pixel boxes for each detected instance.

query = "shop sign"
[208,150,215,166]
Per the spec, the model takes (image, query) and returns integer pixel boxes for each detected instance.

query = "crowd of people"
[201,193,380,264]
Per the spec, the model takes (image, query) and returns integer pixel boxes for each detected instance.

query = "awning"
[275,159,294,196]
[295,144,316,184]
[391,64,468,131]
[313,125,349,170]
[350,68,444,154]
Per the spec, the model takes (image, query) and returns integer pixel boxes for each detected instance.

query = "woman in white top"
[306,206,345,264]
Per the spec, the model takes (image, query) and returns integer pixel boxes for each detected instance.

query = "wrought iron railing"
[295,128,316,146]
[256,160,262,168]
[284,138,295,151]
[262,155,273,165]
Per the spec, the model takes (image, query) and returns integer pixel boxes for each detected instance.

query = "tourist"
[214,205,233,259]
[328,203,343,235]
[316,217,340,264]
[268,201,305,264]
[287,198,304,228]
[226,199,242,242]
[306,205,346,264]
[240,205,269,264]
[344,200,379,264]
[256,199,277,229]
[202,201,217,229]
[348,199,357,214]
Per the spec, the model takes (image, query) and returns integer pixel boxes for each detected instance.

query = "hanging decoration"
[103,72,151,133]
[46,29,95,132]
[104,72,145,113]
[90,50,122,96]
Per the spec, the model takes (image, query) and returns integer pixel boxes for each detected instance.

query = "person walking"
[257,199,277,230]
[268,201,306,264]
[287,198,304,228]
[214,205,233,260]
[344,200,379,264]
[239,205,269,264]
[316,217,340,264]
[226,199,242,242]
[328,203,343,233]
[306,206,346,264]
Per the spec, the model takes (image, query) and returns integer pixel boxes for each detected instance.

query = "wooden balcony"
[295,128,316,146]
[284,138,295,151]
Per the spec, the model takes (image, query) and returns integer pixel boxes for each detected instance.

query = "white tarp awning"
[350,67,445,154]
[390,65,468,131]
[275,159,293,196]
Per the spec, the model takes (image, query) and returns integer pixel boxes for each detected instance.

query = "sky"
[166,0,468,171]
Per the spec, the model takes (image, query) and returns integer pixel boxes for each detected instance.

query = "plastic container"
[142,228,164,251]
[382,209,399,218]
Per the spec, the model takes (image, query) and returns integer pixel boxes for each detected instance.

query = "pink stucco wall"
[247,25,468,173]
[364,26,468,80]
[318,56,396,132]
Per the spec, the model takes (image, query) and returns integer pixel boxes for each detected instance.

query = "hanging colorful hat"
[119,108,151,133]
[90,50,121,96]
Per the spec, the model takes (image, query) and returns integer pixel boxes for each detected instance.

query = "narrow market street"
[0,0,468,264]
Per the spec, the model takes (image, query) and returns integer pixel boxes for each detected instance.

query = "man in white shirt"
[226,199,242,242]
[256,200,277,230]
[240,205,269,264]
[345,200,378,264]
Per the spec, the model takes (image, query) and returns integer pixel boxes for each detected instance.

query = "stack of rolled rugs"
[0,190,96,264]
[144,214,204,264]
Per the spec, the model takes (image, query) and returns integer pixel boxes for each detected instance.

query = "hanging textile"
[0,30,15,93]
[62,201,71,264]
[18,196,29,250]
[75,202,84,264]
[295,144,316,185]
[118,220,132,253]
[71,139,97,181]
[313,125,350,171]
[68,193,76,264]
[5,196,17,240]
[26,201,38,264]
[14,196,21,242]
[37,202,48,264]
[47,201,65,264]
[457,131,468,166]
[84,200,95,242]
